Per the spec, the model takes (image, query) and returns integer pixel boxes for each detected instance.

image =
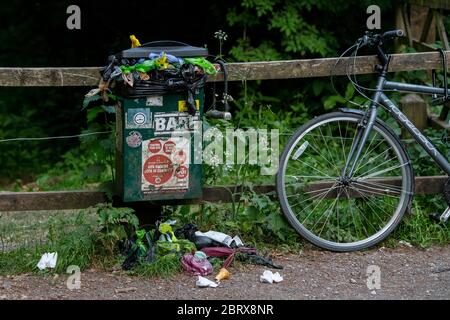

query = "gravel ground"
[1,245,450,300]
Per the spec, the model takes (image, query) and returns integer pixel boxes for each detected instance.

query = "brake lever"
[356,35,369,47]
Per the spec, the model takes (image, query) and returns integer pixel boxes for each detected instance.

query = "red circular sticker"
[143,154,173,185]
[172,150,187,164]
[163,141,176,154]
[148,139,162,153]
[175,165,188,179]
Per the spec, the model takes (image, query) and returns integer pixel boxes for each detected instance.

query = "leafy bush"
[95,203,139,256]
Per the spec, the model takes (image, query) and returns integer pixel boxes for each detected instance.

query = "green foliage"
[0,248,39,275]
[228,0,341,60]
[16,95,117,191]
[322,83,367,110]
[95,203,138,256]
[0,88,86,183]
[392,197,450,248]
[0,205,140,275]
[45,213,97,273]
[0,211,97,275]
[130,253,182,278]
[405,128,449,176]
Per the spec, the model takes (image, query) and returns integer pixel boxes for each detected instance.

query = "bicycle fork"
[341,104,378,181]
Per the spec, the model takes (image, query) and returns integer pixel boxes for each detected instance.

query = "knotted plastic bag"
[181,251,213,276]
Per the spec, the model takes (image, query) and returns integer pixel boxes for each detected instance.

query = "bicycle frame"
[343,67,450,178]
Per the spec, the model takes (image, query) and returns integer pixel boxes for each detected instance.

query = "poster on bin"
[141,137,190,193]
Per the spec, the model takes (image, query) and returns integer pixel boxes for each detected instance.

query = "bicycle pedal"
[439,207,450,223]
[430,207,450,223]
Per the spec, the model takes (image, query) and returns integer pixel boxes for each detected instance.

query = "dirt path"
[1,245,450,300]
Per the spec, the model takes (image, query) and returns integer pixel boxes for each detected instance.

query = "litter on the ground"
[37,252,58,270]
[115,287,137,294]
[118,219,282,277]
[121,220,195,271]
[181,251,213,276]
[215,268,230,282]
[195,231,243,248]
[158,222,178,242]
[201,246,256,268]
[196,276,218,288]
[259,270,283,284]
[399,240,413,248]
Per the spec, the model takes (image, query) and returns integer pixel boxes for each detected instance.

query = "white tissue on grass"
[260,270,283,284]
[196,276,218,288]
[37,252,58,270]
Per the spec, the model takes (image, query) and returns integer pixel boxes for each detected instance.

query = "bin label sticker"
[126,131,142,148]
[147,139,162,153]
[125,108,152,129]
[178,99,200,112]
[146,96,163,107]
[153,112,200,136]
[141,137,190,193]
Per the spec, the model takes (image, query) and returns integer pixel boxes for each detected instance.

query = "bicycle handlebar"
[382,29,404,39]
[357,29,405,48]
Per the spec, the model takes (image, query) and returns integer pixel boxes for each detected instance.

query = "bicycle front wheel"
[277,111,414,251]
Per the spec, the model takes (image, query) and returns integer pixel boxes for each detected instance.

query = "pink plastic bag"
[181,253,213,276]
[201,247,257,269]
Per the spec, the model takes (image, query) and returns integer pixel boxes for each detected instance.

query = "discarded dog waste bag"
[100,39,215,202]
[181,251,213,276]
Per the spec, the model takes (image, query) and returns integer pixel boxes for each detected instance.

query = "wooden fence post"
[400,93,428,138]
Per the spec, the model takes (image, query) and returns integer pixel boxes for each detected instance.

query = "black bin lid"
[113,40,208,59]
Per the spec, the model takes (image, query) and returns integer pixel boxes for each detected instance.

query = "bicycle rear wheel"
[277,111,414,251]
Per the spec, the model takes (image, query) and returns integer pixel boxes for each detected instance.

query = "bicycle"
[276,29,450,251]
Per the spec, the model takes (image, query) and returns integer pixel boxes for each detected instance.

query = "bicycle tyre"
[276,111,414,251]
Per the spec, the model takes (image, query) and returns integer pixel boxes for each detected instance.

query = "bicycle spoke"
[354,146,393,176]
[356,179,412,195]
[350,183,399,213]
[337,121,347,165]
[293,184,340,214]
[318,125,338,170]
[301,135,341,173]
[353,132,388,175]
[285,174,339,180]
[344,187,366,239]
[357,161,409,180]
[299,182,339,225]
[287,184,338,206]
[296,159,336,179]
[354,179,407,195]
[353,131,380,174]
[351,182,405,202]
[348,186,385,231]
[318,188,344,237]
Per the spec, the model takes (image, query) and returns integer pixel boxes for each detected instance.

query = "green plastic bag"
[156,239,196,256]
[184,57,217,75]
[120,59,157,74]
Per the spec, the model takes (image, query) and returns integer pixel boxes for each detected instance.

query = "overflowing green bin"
[111,41,209,202]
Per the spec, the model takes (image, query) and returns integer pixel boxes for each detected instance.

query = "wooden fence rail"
[0,50,449,86]
[0,176,447,212]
